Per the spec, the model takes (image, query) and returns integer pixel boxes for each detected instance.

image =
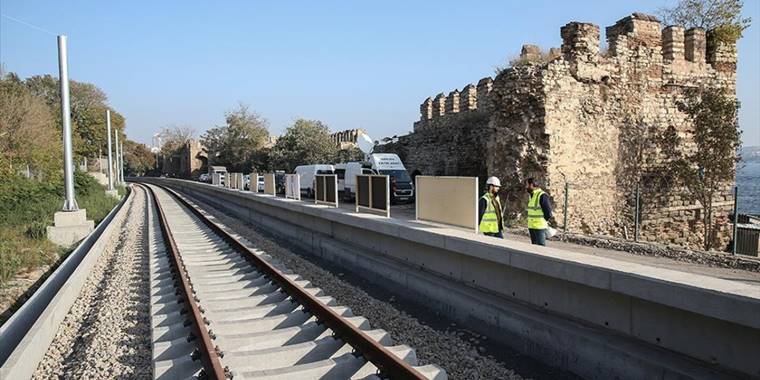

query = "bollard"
[634,183,640,242]
[732,186,738,255]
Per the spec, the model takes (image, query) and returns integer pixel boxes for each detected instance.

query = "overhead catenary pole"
[58,35,78,211]
[106,110,114,190]
[114,131,120,184]
[120,142,125,182]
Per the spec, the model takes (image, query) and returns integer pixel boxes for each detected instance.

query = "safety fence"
[314,175,338,207]
[355,174,390,217]
[415,176,479,233]
[285,174,300,200]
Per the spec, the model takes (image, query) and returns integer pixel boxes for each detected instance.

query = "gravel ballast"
[32,186,152,379]
[180,190,577,380]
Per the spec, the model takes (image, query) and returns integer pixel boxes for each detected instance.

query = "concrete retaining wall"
[146,178,760,379]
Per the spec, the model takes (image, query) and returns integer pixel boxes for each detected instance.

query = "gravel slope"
[32,186,151,379]
[179,190,579,380]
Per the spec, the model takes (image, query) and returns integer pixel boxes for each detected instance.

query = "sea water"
[737,161,760,215]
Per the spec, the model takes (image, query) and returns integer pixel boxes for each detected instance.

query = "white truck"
[294,164,335,198]
[338,154,414,203]
[367,154,414,203]
[340,162,377,201]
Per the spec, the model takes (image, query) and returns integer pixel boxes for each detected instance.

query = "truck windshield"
[379,169,411,183]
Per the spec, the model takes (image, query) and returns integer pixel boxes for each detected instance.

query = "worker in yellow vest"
[479,177,504,238]
[524,178,553,246]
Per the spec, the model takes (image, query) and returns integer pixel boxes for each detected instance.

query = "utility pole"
[58,35,77,211]
[106,110,114,190]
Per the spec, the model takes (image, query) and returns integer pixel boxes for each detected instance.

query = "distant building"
[162,139,208,179]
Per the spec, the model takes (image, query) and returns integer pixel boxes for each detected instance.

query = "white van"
[294,164,335,198]
[342,162,376,200]
[334,163,347,192]
[367,154,414,203]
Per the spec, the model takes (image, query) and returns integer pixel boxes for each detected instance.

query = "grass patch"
[0,171,119,286]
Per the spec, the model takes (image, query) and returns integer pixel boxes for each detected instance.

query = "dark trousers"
[484,231,504,239]
[529,228,546,246]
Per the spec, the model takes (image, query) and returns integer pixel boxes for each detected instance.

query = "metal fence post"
[634,183,640,242]
[732,186,738,255]
[563,182,569,233]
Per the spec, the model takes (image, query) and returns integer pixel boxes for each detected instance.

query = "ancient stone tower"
[375,13,738,250]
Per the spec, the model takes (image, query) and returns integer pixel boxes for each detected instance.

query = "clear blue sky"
[1,1,758,147]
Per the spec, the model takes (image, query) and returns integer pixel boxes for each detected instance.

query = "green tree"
[270,119,338,172]
[123,139,156,176]
[159,125,196,155]
[0,73,61,177]
[23,74,126,160]
[335,146,365,163]
[201,104,269,172]
[659,0,751,43]
[658,87,741,251]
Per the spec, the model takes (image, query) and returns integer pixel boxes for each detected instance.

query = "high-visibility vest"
[527,188,548,230]
[480,193,501,234]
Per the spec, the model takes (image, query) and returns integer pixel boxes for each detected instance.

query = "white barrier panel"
[355,174,390,217]
[236,173,244,190]
[254,173,260,192]
[315,174,338,207]
[263,173,276,195]
[416,176,478,233]
[229,173,242,190]
[285,174,300,200]
[224,173,231,188]
[212,173,220,186]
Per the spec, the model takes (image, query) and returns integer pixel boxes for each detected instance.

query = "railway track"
[143,183,447,379]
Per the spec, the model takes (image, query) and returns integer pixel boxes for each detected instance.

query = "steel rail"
[151,182,428,380]
[143,184,227,380]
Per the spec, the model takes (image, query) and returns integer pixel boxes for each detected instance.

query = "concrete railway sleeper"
[143,183,447,380]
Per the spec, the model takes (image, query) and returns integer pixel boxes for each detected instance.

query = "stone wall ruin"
[375,12,738,250]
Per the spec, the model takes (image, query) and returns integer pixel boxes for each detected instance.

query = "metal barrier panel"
[736,225,760,257]
[357,176,370,208]
[316,175,325,201]
[416,176,478,233]
[355,174,389,217]
[285,174,300,200]
[315,175,338,207]
[264,173,276,195]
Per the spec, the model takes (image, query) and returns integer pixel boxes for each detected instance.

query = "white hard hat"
[486,176,501,187]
